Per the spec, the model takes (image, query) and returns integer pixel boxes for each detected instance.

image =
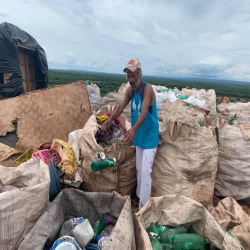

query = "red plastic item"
[107,112,120,125]
[32,149,61,167]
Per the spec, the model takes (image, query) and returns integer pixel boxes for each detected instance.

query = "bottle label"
[106,159,114,167]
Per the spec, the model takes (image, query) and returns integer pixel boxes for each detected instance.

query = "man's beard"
[130,77,140,91]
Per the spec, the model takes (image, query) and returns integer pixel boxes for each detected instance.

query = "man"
[103,58,159,209]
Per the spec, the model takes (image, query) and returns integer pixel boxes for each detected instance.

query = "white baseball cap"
[123,58,141,73]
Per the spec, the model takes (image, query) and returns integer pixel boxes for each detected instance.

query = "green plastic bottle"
[161,243,174,250]
[160,229,175,243]
[230,114,238,125]
[151,237,162,250]
[172,233,208,250]
[91,158,116,172]
[171,225,188,234]
[148,222,159,235]
[156,225,167,234]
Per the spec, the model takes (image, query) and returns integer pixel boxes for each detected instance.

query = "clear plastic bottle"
[238,116,249,124]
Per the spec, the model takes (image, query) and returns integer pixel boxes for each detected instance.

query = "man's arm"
[125,85,154,146]
[110,87,131,120]
[102,87,131,129]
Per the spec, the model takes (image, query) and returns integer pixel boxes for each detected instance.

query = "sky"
[1,0,250,81]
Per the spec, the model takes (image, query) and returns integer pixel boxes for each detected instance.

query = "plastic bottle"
[156,225,167,234]
[91,158,116,172]
[151,237,162,250]
[171,225,188,234]
[172,233,208,250]
[238,116,249,124]
[148,222,159,235]
[161,243,174,250]
[230,114,238,125]
[160,229,175,243]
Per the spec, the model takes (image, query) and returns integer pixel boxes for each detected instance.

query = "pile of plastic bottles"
[229,114,250,127]
[95,112,125,147]
[147,222,217,250]
[50,214,117,250]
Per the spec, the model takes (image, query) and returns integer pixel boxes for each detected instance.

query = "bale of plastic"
[99,92,131,122]
[152,116,218,207]
[19,189,136,250]
[215,121,250,203]
[134,194,243,250]
[80,105,136,195]
[0,159,50,249]
[87,84,101,111]
[181,88,216,113]
[159,98,206,125]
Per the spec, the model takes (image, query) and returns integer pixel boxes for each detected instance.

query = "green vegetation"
[48,69,250,102]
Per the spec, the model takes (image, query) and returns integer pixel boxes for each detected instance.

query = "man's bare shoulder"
[144,84,154,96]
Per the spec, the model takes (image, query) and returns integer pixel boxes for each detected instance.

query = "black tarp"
[0,22,48,100]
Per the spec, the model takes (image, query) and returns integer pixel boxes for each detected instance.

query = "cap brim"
[123,67,137,73]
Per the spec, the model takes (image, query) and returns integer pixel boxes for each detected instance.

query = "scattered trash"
[14,148,37,167]
[19,190,136,250]
[94,112,125,147]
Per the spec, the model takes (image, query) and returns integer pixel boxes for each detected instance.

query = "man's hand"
[125,127,136,146]
[102,117,112,130]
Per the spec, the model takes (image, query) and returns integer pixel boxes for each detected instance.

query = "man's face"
[127,70,141,90]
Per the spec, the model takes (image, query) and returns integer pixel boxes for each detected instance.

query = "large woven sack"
[159,99,206,125]
[0,159,50,250]
[19,189,136,250]
[152,116,218,207]
[87,84,101,111]
[80,106,136,195]
[215,121,250,203]
[99,92,131,122]
[217,102,250,118]
[181,88,216,113]
[209,197,250,249]
[134,195,243,250]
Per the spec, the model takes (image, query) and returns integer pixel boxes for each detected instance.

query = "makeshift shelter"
[0,22,48,100]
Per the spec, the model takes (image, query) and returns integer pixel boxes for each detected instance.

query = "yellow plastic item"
[51,139,77,180]
[15,148,38,167]
[221,97,230,105]
[97,116,109,122]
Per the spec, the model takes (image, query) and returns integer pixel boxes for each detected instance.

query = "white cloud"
[67,51,75,57]
[224,64,250,79]
[1,0,250,80]
[198,55,230,65]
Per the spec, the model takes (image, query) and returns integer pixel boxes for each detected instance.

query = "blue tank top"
[130,82,159,149]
